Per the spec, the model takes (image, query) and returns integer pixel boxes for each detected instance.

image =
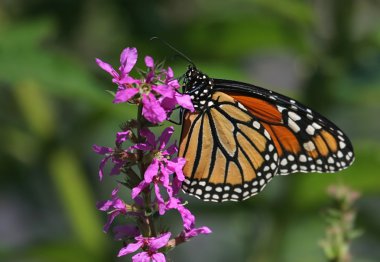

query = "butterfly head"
[183,65,214,111]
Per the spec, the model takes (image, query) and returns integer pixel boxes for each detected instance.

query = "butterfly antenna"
[150,36,196,67]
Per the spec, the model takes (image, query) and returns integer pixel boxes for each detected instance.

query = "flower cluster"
[93,47,211,261]
[96,47,194,124]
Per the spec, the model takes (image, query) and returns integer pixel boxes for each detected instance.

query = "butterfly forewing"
[219,82,355,175]
[179,91,279,202]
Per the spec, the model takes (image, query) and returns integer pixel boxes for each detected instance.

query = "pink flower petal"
[92,145,113,155]
[154,184,166,215]
[145,56,154,68]
[140,128,156,148]
[142,94,167,124]
[167,67,174,78]
[118,241,143,257]
[103,211,120,232]
[98,155,111,180]
[132,180,149,199]
[144,159,159,183]
[158,127,174,150]
[96,199,113,211]
[165,143,178,155]
[113,88,139,103]
[120,47,138,75]
[152,85,175,98]
[95,58,118,78]
[132,252,150,262]
[183,226,212,240]
[149,232,171,250]
[109,162,123,176]
[167,157,186,181]
[175,93,194,112]
[116,131,131,144]
[152,252,166,262]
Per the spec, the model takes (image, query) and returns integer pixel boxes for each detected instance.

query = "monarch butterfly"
[178,65,354,202]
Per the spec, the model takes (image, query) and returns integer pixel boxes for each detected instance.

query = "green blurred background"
[1,0,380,261]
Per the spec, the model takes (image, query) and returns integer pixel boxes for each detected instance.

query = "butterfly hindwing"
[179,91,279,202]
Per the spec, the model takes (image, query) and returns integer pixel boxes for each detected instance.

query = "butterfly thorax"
[183,66,214,111]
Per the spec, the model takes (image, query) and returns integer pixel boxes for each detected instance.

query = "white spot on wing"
[288,111,301,121]
[288,118,300,133]
[303,141,316,151]
[306,125,315,135]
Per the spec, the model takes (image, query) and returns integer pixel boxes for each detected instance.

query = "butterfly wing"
[179,91,279,202]
[214,79,355,175]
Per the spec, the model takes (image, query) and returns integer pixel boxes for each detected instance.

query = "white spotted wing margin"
[179,91,279,202]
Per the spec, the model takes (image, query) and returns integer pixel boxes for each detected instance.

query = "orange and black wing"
[214,79,355,176]
[179,91,278,202]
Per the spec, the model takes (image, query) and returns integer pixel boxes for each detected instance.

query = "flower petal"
[132,180,149,199]
[132,252,150,262]
[158,127,174,150]
[140,128,156,148]
[159,97,177,112]
[165,143,178,155]
[113,88,139,104]
[120,47,138,75]
[175,93,194,112]
[118,241,143,257]
[98,155,111,180]
[183,226,212,240]
[142,94,167,124]
[110,161,123,176]
[103,211,120,232]
[95,58,118,78]
[149,232,171,250]
[154,183,166,215]
[177,205,195,230]
[166,157,186,181]
[145,56,154,68]
[96,199,113,211]
[116,131,131,144]
[167,79,180,89]
[92,145,113,155]
[144,159,159,183]
[152,85,175,98]
[166,67,174,78]
[152,252,166,262]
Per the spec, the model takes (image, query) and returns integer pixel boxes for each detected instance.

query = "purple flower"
[93,130,131,180]
[118,232,171,261]
[96,47,138,85]
[166,197,212,241]
[180,226,212,241]
[131,127,186,205]
[96,187,129,232]
[159,67,194,113]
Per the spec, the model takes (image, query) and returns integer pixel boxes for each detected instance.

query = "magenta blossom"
[118,232,171,261]
[92,130,131,180]
[96,187,129,232]
[131,127,185,203]
[166,197,212,241]
[98,48,194,124]
[96,47,138,86]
